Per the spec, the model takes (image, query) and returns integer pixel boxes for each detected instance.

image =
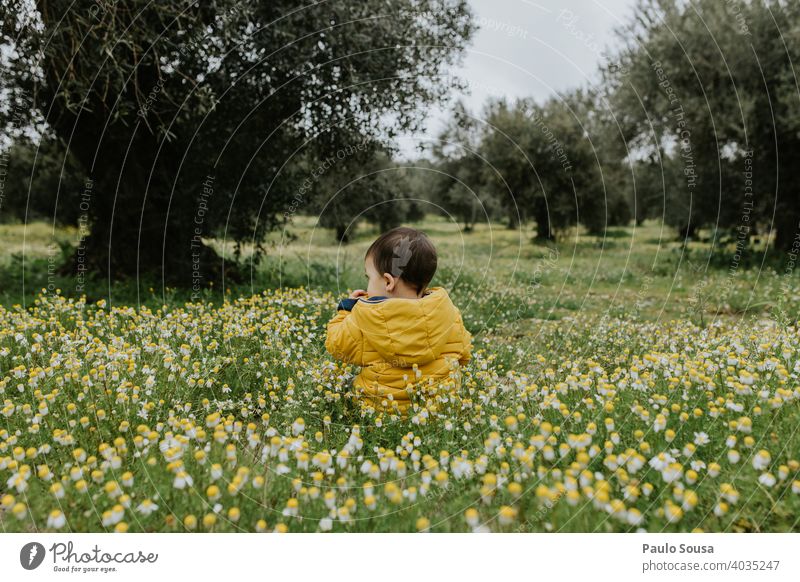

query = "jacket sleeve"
[325,309,365,365]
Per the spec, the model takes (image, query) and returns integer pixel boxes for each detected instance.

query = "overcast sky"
[397,0,637,158]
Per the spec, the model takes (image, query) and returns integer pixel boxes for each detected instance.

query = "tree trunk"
[336,223,351,243]
[533,202,554,241]
[61,129,236,293]
[679,223,697,241]
[506,209,520,230]
[774,209,800,252]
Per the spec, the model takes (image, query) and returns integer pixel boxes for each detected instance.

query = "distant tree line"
[423,0,800,250]
[2,0,799,289]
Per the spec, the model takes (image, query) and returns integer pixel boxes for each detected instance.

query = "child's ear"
[383,273,396,292]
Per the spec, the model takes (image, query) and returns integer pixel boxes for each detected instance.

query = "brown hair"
[365,226,438,295]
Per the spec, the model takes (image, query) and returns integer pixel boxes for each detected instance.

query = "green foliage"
[0,136,85,224]
[308,145,415,242]
[608,0,800,249]
[0,0,475,284]
[419,0,800,252]
[429,91,631,241]
[428,102,498,232]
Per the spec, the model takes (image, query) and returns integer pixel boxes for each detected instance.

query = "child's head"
[364,226,437,298]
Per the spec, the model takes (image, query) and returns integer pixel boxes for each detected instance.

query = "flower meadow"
[1,288,800,533]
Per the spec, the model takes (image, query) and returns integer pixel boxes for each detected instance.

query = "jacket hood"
[350,287,463,366]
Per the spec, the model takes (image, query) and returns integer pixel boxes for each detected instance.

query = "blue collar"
[336,295,388,311]
[336,292,433,312]
[361,295,388,302]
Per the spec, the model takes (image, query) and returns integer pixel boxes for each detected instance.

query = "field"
[1,217,799,532]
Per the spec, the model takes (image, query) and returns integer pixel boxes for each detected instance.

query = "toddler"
[325,226,472,416]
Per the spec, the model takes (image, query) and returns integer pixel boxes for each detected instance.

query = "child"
[325,226,472,417]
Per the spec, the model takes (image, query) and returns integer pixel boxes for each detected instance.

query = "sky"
[396,0,637,159]
[1,1,638,155]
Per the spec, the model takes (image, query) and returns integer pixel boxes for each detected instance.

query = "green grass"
[3,216,798,326]
[1,216,799,532]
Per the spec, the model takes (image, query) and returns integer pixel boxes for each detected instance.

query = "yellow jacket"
[325,287,472,415]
